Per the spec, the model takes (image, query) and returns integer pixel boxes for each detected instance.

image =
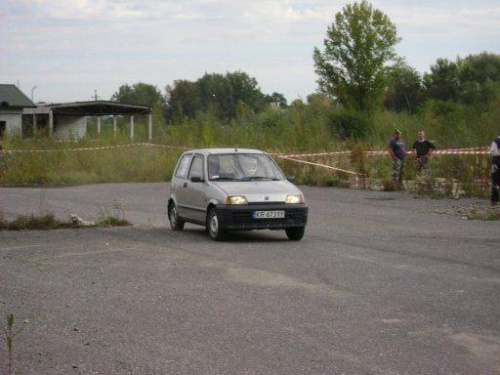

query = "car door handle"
[183,182,188,188]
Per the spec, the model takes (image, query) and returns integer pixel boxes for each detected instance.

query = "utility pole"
[92,90,100,101]
[31,86,37,102]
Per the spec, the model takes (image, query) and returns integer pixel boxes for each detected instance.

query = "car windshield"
[208,153,285,181]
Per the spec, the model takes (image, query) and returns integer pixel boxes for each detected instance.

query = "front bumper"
[215,203,308,230]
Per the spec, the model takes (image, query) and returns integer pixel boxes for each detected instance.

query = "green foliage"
[0,210,132,231]
[384,60,423,113]
[1,313,25,375]
[0,134,179,186]
[350,143,370,176]
[424,53,500,106]
[111,82,166,108]
[329,110,372,140]
[313,0,400,112]
[458,53,500,105]
[423,58,460,102]
[1,73,499,201]
[8,214,61,230]
[95,216,130,227]
[166,80,202,121]
[166,71,279,122]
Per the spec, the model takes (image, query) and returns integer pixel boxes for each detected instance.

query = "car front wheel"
[168,202,185,231]
[285,226,305,241]
[207,207,226,241]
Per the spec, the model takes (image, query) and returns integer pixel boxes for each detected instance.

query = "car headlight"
[225,196,248,205]
[285,194,304,204]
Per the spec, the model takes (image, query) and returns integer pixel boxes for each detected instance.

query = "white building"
[1,83,153,141]
[0,84,36,138]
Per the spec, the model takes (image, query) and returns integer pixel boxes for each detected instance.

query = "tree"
[227,71,267,110]
[458,53,500,105]
[166,80,202,122]
[423,58,459,102]
[313,0,400,112]
[111,82,165,107]
[165,71,278,123]
[423,53,500,105]
[197,73,234,119]
[384,60,423,113]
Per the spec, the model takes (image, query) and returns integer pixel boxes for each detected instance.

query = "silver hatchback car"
[168,148,308,241]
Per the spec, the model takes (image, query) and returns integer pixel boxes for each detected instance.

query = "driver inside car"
[239,155,258,178]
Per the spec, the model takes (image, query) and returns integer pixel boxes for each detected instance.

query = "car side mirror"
[286,176,295,182]
[190,176,204,183]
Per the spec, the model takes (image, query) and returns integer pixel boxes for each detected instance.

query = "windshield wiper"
[211,176,237,181]
[246,176,280,181]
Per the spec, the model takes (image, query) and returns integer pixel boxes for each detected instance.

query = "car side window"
[175,154,192,179]
[188,155,204,179]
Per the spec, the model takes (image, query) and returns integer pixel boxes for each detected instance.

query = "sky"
[1,0,499,104]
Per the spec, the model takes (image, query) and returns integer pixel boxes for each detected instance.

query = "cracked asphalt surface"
[0,183,499,374]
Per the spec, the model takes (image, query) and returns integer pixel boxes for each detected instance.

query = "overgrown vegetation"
[467,208,500,221]
[0,130,180,186]
[1,314,24,375]
[0,95,496,200]
[0,210,131,231]
[1,2,498,200]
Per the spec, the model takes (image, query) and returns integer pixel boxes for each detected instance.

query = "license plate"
[252,210,285,219]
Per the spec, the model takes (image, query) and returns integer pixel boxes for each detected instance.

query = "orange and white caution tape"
[5,143,188,153]
[4,144,490,156]
[277,155,363,176]
[273,151,351,158]
[277,147,490,158]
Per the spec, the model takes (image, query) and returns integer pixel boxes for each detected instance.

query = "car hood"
[212,180,302,203]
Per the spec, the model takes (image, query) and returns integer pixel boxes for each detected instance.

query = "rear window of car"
[175,154,192,179]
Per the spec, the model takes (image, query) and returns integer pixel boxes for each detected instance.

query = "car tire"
[168,202,185,231]
[207,207,226,241]
[285,226,305,241]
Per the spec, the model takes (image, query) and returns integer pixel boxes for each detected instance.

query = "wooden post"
[130,115,134,141]
[148,112,153,142]
[32,113,36,136]
[113,116,117,137]
[48,110,53,136]
[97,116,101,136]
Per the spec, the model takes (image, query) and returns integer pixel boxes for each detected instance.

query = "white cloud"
[2,0,499,102]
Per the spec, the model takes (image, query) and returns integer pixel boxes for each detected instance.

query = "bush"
[329,110,372,140]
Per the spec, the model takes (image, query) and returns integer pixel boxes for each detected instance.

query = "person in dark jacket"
[412,130,436,174]
[491,136,500,206]
[388,129,407,189]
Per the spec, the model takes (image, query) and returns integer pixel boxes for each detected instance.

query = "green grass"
[0,213,131,231]
[0,99,497,200]
[466,208,500,221]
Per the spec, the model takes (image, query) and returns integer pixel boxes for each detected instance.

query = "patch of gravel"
[402,194,499,220]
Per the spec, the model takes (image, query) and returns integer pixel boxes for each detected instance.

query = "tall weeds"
[0,100,496,199]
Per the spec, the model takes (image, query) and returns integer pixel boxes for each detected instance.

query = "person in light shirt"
[491,136,500,206]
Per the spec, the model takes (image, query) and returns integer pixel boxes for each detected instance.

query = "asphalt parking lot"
[0,184,499,374]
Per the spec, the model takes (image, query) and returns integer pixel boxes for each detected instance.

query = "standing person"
[491,135,500,206]
[388,129,407,189]
[412,130,436,174]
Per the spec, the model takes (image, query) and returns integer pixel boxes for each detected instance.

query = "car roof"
[183,148,267,156]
